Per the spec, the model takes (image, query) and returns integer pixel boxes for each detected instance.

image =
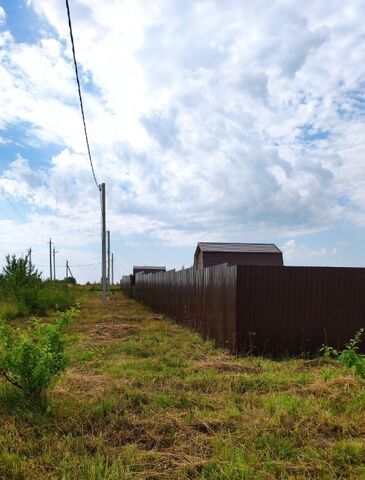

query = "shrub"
[29,283,77,315]
[0,307,78,405]
[321,329,365,378]
[0,302,24,321]
[0,255,77,317]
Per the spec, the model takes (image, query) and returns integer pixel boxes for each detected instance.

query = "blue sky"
[1,0,365,282]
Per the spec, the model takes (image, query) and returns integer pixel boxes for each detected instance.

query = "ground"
[0,289,364,479]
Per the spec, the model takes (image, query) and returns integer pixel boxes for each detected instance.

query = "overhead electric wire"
[37,262,101,268]
[65,0,100,189]
[0,205,38,240]
[2,195,48,243]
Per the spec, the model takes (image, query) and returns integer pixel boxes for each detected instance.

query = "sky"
[0,0,365,283]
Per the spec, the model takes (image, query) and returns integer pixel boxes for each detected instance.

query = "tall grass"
[0,254,76,319]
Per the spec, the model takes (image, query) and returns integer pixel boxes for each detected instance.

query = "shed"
[194,242,283,269]
[133,266,166,275]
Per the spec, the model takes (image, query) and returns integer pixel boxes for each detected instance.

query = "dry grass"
[0,289,364,479]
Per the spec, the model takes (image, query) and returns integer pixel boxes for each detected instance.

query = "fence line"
[134,264,237,352]
[121,264,365,354]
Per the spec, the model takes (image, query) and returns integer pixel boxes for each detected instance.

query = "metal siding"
[202,251,283,268]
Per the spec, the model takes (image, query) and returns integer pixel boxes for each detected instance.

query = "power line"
[36,262,101,268]
[65,0,99,189]
[0,205,37,240]
[2,196,47,243]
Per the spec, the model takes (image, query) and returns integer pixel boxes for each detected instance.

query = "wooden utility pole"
[107,230,111,291]
[66,260,69,279]
[49,238,53,281]
[101,183,107,303]
[111,253,114,285]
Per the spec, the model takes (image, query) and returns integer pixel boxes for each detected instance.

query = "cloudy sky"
[0,0,365,282]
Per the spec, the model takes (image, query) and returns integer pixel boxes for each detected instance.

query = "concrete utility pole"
[53,247,57,280]
[28,248,32,274]
[49,238,53,281]
[100,183,107,303]
[107,230,111,291]
[111,253,114,286]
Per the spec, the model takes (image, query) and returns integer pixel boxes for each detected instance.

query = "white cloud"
[281,239,338,266]
[1,0,365,264]
[0,6,5,26]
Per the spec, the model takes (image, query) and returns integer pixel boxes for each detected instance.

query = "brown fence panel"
[120,275,133,298]
[237,265,365,354]
[130,264,365,355]
[135,264,238,352]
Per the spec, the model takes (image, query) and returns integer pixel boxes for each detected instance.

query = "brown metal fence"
[237,265,365,354]
[120,274,133,298]
[122,264,365,355]
[134,264,238,352]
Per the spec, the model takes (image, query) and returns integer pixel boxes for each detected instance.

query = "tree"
[0,254,41,288]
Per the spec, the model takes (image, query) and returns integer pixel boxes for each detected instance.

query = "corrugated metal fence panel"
[120,275,133,298]
[134,263,238,352]
[237,265,365,354]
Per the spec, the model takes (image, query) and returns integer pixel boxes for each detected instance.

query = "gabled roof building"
[194,242,283,269]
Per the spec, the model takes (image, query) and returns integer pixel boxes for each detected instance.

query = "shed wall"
[201,251,283,269]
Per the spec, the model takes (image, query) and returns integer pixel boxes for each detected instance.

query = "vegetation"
[0,254,76,319]
[0,308,78,405]
[321,328,365,378]
[0,289,364,479]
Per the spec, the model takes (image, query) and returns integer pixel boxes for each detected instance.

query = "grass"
[0,289,364,479]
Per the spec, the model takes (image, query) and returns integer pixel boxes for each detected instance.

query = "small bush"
[0,307,78,405]
[321,329,365,378]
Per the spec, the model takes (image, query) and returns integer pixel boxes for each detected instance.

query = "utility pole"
[53,247,57,281]
[67,264,74,280]
[107,230,111,291]
[111,253,114,286]
[66,260,69,279]
[101,183,107,303]
[49,238,53,281]
[27,247,32,274]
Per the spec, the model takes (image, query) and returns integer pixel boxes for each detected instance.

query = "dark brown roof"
[196,242,282,254]
[133,266,166,269]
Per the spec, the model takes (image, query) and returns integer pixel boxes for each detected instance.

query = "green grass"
[0,289,364,479]
[0,281,77,321]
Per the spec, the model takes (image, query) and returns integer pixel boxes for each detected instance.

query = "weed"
[321,367,339,382]
[332,440,365,467]
[321,329,365,378]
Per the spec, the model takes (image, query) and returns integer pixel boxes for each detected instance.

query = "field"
[0,289,364,479]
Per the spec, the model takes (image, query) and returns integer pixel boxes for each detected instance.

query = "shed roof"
[133,266,166,270]
[196,242,282,254]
